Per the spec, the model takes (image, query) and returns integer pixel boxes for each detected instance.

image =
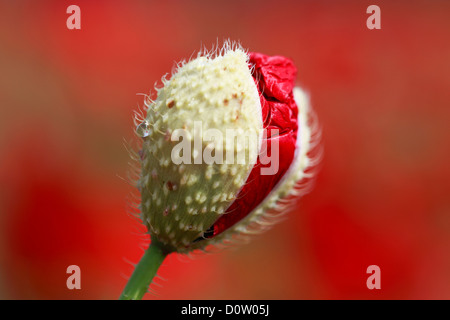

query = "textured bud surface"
[135,43,318,254]
[139,47,263,252]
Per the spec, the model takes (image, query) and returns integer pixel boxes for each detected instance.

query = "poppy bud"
[135,42,319,254]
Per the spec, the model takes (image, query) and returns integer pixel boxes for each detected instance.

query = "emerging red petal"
[206,52,300,238]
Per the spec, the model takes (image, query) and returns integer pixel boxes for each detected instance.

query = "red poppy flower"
[135,42,319,253]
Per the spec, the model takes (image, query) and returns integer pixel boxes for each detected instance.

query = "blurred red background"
[0,0,449,299]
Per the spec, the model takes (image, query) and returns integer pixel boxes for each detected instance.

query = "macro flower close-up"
[0,0,449,303]
[119,43,319,299]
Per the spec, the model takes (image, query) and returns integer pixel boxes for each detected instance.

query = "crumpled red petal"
[207,52,299,238]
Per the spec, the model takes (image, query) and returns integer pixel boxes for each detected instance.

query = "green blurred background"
[0,0,449,299]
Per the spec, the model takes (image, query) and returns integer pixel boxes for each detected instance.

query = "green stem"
[119,240,168,300]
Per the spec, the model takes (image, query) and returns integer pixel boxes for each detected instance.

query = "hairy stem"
[119,240,168,300]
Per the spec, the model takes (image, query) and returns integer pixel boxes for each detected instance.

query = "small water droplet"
[136,121,151,138]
